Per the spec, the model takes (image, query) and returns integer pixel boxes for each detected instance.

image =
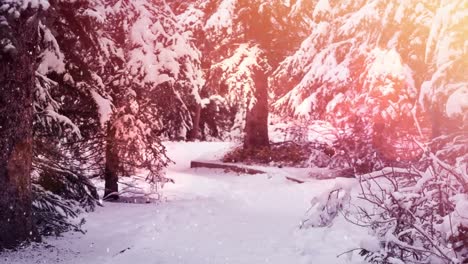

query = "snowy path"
[2,142,366,264]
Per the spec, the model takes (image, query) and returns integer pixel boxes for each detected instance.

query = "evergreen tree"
[102,0,203,198]
[172,0,318,146]
[270,0,467,164]
[32,0,110,220]
[0,0,45,248]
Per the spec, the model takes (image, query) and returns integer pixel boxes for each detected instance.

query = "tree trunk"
[0,8,39,249]
[188,103,202,141]
[430,105,442,140]
[243,68,270,150]
[104,126,119,200]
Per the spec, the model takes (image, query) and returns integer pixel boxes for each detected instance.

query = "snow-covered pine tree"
[30,0,204,202]
[420,0,467,138]
[31,0,112,234]
[170,0,226,140]
[102,0,204,198]
[172,0,320,145]
[175,0,271,146]
[269,0,467,168]
[115,0,204,139]
[0,0,46,248]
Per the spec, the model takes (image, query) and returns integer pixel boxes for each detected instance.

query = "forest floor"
[2,142,370,264]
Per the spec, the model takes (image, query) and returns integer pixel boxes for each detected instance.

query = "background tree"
[172,0,319,146]
[270,0,466,167]
[102,0,204,198]
[174,0,273,147]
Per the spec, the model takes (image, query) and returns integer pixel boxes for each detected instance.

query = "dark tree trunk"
[104,126,119,200]
[0,8,39,249]
[243,68,270,150]
[188,103,202,141]
[430,106,442,140]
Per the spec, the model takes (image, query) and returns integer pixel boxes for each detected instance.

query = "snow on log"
[190,160,266,175]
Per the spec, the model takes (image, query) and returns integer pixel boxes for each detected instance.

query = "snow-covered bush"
[271,118,337,168]
[327,117,386,173]
[300,183,352,228]
[355,145,467,263]
[304,135,467,264]
[272,116,382,171]
[223,142,306,167]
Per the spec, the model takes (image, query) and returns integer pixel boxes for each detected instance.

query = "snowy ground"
[2,142,369,264]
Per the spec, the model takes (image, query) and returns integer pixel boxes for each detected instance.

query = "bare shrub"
[303,134,467,263]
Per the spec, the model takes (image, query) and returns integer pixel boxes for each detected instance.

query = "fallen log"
[308,168,355,179]
[190,161,266,175]
[190,160,355,183]
[285,176,305,184]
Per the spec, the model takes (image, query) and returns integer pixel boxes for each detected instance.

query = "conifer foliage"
[1,0,203,247]
[0,0,45,249]
[0,0,466,259]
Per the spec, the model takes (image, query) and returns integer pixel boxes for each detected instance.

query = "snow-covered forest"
[0,0,466,263]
